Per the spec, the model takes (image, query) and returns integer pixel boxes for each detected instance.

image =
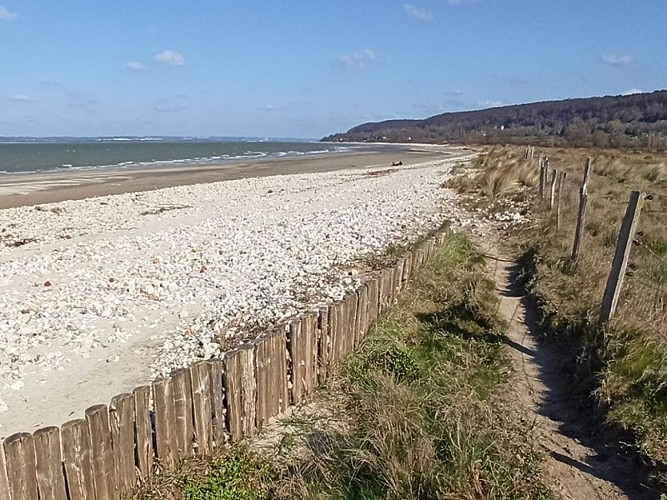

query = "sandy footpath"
[0,145,473,439]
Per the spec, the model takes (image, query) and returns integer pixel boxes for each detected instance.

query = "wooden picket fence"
[0,232,444,500]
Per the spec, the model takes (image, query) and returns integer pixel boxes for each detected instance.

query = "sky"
[0,1,665,139]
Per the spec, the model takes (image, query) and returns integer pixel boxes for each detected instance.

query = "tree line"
[322,90,667,151]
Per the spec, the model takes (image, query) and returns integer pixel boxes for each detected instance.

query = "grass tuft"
[453,145,667,490]
[273,233,552,500]
[132,448,276,500]
[132,232,552,500]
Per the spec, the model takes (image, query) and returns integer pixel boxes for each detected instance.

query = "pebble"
[0,155,475,411]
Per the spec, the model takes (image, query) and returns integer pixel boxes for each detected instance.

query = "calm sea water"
[0,138,361,174]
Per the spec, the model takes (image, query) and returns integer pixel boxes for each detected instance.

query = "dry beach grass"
[448,145,667,488]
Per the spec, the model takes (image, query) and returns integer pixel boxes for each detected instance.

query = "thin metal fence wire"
[523,156,666,305]
[562,177,582,189]
[626,273,667,295]
[586,213,618,226]
[583,205,625,231]
[647,192,667,202]
[617,316,667,340]
[638,245,667,267]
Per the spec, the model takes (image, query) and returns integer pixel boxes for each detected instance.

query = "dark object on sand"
[391,161,403,166]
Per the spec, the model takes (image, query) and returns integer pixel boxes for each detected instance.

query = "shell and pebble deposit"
[0,152,480,437]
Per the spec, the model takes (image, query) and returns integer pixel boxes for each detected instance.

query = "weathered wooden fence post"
[109,393,136,497]
[549,168,557,209]
[206,359,226,448]
[288,314,318,405]
[254,330,288,429]
[600,190,645,324]
[33,427,68,500]
[85,404,115,500]
[190,361,213,456]
[3,433,38,500]
[317,308,330,384]
[571,158,591,262]
[171,368,194,458]
[537,153,544,199]
[223,345,256,441]
[537,156,550,201]
[152,377,178,468]
[0,446,9,500]
[132,385,154,479]
[556,171,567,232]
[61,419,96,500]
[355,284,369,346]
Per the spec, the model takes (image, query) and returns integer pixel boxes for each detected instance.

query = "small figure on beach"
[391,161,403,166]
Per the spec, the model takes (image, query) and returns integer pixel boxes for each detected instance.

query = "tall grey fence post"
[549,168,557,209]
[600,190,645,324]
[556,171,567,233]
[538,154,546,198]
[571,158,591,262]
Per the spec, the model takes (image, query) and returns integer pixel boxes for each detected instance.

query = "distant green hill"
[322,90,667,150]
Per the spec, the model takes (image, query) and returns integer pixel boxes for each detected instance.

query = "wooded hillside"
[322,90,667,150]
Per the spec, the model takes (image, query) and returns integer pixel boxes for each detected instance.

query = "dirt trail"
[488,253,658,500]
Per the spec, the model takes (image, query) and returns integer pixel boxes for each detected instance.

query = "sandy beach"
[0,145,475,439]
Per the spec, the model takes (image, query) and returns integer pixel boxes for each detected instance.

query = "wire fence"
[525,146,666,334]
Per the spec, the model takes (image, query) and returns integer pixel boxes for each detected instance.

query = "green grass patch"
[276,233,552,500]
[132,448,276,500]
[132,232,552,499]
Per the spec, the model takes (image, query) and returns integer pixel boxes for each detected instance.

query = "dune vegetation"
[133,233,552,499]
[447,145,667,487]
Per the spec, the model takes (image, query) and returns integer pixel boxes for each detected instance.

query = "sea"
[0,137,367,175]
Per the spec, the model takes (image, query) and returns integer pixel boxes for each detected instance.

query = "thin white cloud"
[126,61,148,71]
[404,3,432,20]
[602,54,633,66]
[0,6,17,21]
[259,100,310,112]
[446,0,480,5]
[338,49,378,69]
[622,88,643,96]
[9,95,35,102]
[154,50,185,66]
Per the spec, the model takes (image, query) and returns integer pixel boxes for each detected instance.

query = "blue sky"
[0,1,665,139]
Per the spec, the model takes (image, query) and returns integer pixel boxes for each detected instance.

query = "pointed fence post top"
[582,157,592,195]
